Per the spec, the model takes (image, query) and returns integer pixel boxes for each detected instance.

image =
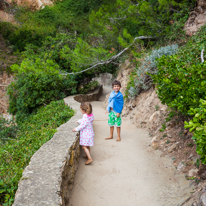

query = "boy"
[105,80,124,141]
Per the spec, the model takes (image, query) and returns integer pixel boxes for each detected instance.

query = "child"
[72,102,94,165]
[105,80,124,141]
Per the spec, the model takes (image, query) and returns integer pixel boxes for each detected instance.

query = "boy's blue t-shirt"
[107,91,124,113]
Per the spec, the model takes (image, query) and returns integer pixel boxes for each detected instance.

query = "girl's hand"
[75,121,78,124]
[116,113,120,118]
[72,128,77,132]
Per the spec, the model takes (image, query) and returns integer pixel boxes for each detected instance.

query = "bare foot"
[116,138,121,142]
[105,136,113,140]
[85,159,93,165]
[82,156,88,159]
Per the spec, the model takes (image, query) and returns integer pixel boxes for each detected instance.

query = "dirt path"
[68,87,193,206]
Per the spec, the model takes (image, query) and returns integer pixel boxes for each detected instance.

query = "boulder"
[184,0,206,36]
[188,169,199,177]
[200,193,206,206]
[167,143,178,153]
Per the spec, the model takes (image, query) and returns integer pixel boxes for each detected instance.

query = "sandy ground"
[68,87,193,206]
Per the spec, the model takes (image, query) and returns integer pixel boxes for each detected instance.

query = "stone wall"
[13,96,82,206]
[74,85,103,103]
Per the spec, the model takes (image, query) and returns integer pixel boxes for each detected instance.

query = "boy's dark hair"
[112,80,121,87]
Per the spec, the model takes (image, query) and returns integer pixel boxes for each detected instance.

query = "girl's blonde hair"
[80,102,92,114]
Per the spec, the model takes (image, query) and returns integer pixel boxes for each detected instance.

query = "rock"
[167,142,178,153]
[176,162,185,173]
[188,169,199,177]
[151,141,159,150]
[200,193,206,206]
[149,111,160,123]
[185,0,206,36]
[151,136,159,143]
[198,169,206,180]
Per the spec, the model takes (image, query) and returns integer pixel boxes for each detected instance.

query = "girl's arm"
[75,115,89,131]
[77,119,82,124]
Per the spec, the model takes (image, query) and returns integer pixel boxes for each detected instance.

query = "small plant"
[159,124,166,132]
[155,105,160,111]
[196,159,200,168]
[166,140,170,144]
[163,134,167,137]
[186,176,196,180]
[187,143,194,148]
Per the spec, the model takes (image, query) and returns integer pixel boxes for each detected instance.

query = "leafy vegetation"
[151,26,206,114]
[0,100,74,205]
[185,100,206,164]
[0,116,18,144]
[148,25,206,165]
[7,58,77,122]
[126,44,178,99]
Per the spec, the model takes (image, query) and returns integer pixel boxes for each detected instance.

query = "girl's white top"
[75,113,94,146]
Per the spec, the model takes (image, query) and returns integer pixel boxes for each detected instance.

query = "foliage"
[0,116,18,144]
[126,44,178,98]
[7,58,77,122]
[151,26,206,114]
[0,100,74,205]
[185,100,206,164]
[90,0,196,48]
[1,0,112,52]
[78,80,99,94]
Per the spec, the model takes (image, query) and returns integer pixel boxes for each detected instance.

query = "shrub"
[7,58,77,122]
[150,25,206,114]
[78,80,99,94]
[0,100,74,205]
[185,99,206,164]
[126,44,178,98]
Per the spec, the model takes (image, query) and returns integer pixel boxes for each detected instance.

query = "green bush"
[150,26,206,114]
[78,80,99,94]
[7,58,77,122]
[0,100,74,206]
[185,99,206,164]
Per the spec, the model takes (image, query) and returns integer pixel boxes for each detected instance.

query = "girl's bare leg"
[82,146,93,165]
[105,126,114,140]
[116,127,121,141]
[82,146,90,159]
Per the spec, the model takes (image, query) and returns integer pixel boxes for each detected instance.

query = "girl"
[72,102,94,165]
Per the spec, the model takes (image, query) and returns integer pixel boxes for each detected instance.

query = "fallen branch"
[201,48,204,63]
[62,36,156,76]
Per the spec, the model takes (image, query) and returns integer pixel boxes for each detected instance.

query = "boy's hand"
[72,128,77,132]
[116,113,120,118]
[105,110,109,114]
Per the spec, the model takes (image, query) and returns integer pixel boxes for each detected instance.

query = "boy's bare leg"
[105,126,114,140]
[116,127,121,141]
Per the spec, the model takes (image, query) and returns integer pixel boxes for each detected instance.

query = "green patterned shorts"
[108,110,122,127]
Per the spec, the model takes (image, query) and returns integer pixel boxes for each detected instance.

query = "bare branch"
[170,8,180,13]
[201,49,204,63]
[61,36,156,76]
